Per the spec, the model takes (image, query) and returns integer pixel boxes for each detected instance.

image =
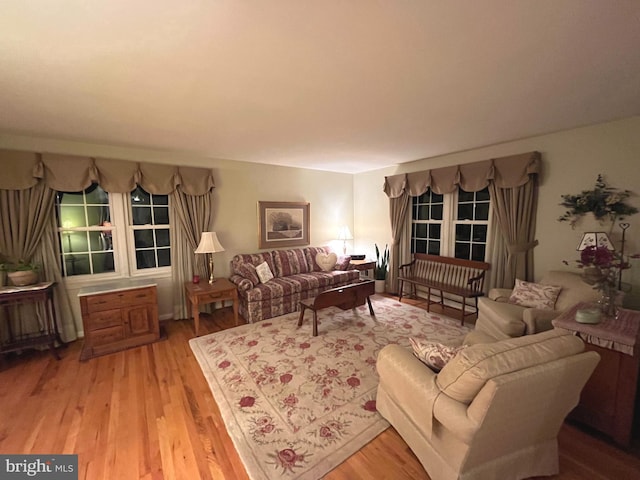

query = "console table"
[553,302,640,447]
[0,282,65,359]
[349,259,376,278]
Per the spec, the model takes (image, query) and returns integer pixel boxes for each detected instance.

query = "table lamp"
[337,226,353,255]
[195,232,225,284]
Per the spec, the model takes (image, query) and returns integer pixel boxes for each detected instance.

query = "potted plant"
[1,258,40,286]
[374,243,389,293]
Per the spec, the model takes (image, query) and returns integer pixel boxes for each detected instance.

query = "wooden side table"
[0,282,65,359]
[349,259,376,278]
[184,278,239,336]
[553,302,640,447]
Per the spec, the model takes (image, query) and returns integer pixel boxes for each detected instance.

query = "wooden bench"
[398,254,490,324]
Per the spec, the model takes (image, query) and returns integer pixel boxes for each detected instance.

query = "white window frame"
[410,187,492,262]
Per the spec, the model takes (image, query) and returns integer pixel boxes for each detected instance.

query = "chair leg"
[398,280,404,302]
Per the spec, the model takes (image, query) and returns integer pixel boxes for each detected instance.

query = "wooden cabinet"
[79,282,160,361]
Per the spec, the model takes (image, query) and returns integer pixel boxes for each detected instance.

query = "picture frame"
[258,201,310,249]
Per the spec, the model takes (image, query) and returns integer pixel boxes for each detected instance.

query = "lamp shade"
[195,232,225,254]
[337,226,353,241]
[576,232,614,251]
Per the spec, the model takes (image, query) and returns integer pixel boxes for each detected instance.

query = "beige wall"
[353,116,640,307]
[2,115,639,323]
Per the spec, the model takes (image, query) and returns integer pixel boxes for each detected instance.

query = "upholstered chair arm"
[488,288,513,302]
[432,393,481,445]
[229,274,254,292]
[522,308,561,334]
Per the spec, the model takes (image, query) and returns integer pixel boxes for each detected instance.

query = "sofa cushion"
[436,329,585,404]
[509,279,562,310]
[409,338,466,372]
[305,246,331,271]
[316,252,338,272]
[273,249,311,276]
[256,261,274,283]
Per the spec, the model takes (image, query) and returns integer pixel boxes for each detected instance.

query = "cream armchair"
[376,329,600,480]
[465,270,600,344]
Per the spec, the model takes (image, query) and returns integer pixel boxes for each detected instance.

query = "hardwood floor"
[1,299,639,479]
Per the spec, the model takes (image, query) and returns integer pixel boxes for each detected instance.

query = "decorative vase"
[597,286,624,317]
[374,279,386,294]
[7,270,38,286]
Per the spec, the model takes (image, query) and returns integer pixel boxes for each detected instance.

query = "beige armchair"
[465,270,600,344]
[376,329,600,480]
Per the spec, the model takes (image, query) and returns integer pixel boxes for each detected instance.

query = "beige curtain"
[0,182,77,343]
[387,191,410,294]
[170,189,214,319]
[383,152,541,291]
[488,178,539,288]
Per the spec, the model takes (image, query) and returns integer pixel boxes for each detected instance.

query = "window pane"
[89,231,106,250]
[59,205,86,227]
[70,254,90,276]
[414,240,427,254]
[473,225,488,242]
[471,244,486,261]
[157,248,171,267]
[427,241,440,255]
[154,207,169,224]
[417,193,429,203]
[58,192,84,205]
[429,223,441,239]
[155,229,170,247]
[457,204,473,220]
[136,250,157,269]
[431,204,443,220]
[86,206,108,226]
[475,203,489,220]
[74,232,89,252]
[154,195,169,206]
[431,192,443,203]
[414,223,427,238]
[85,185,109,204]
[458,190,474,202]
[134,230,155,248]
[417,205,429,220]
[132,207,152,225]
[131,187,151,205]
[92,252,115,273]
[456,224,471,241]
[476,188,490,201]
[455,243,470,259]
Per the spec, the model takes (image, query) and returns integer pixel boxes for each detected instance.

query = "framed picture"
[258,201,310,249]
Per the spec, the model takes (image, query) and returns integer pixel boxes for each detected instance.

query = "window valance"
[383,151,541,198]
[0,149,215,195]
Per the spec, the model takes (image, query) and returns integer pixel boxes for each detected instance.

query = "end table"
[553,302,640,447]
[184,278,239,336]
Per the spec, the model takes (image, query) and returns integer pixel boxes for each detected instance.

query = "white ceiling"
[1,1,639,174]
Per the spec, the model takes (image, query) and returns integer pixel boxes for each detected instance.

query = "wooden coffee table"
[298,279,375,336]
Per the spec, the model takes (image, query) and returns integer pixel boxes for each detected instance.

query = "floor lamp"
[195,232,225,284]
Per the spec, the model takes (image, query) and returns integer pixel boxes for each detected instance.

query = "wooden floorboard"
[1,296,639,479]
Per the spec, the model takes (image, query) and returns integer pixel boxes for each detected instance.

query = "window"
[130,187,171,270]
[55,184,170,278]
[410,186,491,261]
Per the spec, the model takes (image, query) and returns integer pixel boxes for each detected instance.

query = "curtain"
[383,152,541,291]
[0,182,77,343]
[170,189,215,320]
[387,191,410,294]
[488,178,539,287]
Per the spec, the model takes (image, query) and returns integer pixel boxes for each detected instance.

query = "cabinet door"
[124,305,158,336]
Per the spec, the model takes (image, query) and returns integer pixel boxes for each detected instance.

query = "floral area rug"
[189,295,470,480]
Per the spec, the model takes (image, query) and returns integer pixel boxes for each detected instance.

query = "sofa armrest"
[377,344,440,439]
[522,308,561,334]
[488,288,513,302]
[229,274,254,292]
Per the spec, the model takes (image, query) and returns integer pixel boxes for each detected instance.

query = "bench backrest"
[409,254,490,293]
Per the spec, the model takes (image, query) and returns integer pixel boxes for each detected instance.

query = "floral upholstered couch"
[229,246,360,323]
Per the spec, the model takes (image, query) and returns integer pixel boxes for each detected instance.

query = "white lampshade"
[337,226,353,241]
[576,232,614,251]
[195,232,225,254]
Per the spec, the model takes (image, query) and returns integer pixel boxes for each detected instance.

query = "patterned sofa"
[229,246,360,323]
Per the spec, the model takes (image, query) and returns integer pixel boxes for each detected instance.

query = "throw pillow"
[334,255,352,271]
[315,252,338,272]
[509,279,562,310]
[255,261,274,284]
[409,338,466,372]
[237,263,260,286]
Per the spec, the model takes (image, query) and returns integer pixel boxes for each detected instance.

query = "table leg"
[297,305,306,327]
[312,311,318,337]
[233,297,239,326]
[366,296,375,316]
[192,299,200,336]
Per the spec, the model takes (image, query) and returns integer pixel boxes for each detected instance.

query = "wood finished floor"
[1,296,640,480]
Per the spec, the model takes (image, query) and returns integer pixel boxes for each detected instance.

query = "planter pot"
[374,279,386,294]
[7,270,38,286]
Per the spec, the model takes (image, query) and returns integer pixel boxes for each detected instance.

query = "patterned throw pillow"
[255,261,274,284]
[409,338,466,372]
[237,263,260,285]
[508,279,562,310]
[334,255,352,271]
